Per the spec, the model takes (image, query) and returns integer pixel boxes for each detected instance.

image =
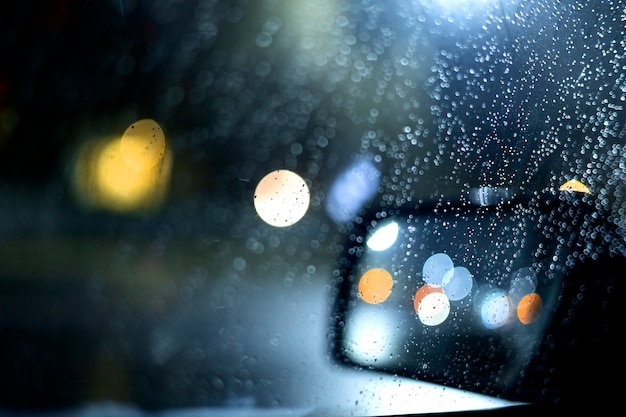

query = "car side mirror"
[329,189,624,404]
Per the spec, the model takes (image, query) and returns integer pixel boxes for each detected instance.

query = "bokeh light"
[366,221,399,251]
[254,170,310,227]
[325,159,380,223]
[120,119,166,171]
[413,284,444,313]
[71,119,172,214]
[417,292,450,327]
[422,253,454,286]
[478,289,513,329]
[559,179,591,194]
[344,308,402,367]
[358,268,393,305]
[517,293,543,325]
[441,266,473,301]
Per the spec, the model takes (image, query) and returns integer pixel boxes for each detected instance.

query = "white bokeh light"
[479,290,513,329]
[254,170,310,227]
[344,309,400,366]
[417,292,451,326]
[366,221,399,251]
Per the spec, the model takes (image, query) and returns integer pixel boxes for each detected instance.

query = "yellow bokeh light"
[71,119,171,214]
[120,119,166,171]
[358,268,393,305]
[559,179,591,194]
[96,139,167,209]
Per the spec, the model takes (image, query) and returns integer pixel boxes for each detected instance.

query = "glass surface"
[330,189,622,403]
[0,0,624,415]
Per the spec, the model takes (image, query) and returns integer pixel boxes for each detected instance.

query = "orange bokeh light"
[517,293,543,325]
[358,268,393,304]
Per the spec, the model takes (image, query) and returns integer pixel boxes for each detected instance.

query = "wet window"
[0,0,624,415]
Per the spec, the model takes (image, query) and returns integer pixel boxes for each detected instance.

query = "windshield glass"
[1,0,624,415]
